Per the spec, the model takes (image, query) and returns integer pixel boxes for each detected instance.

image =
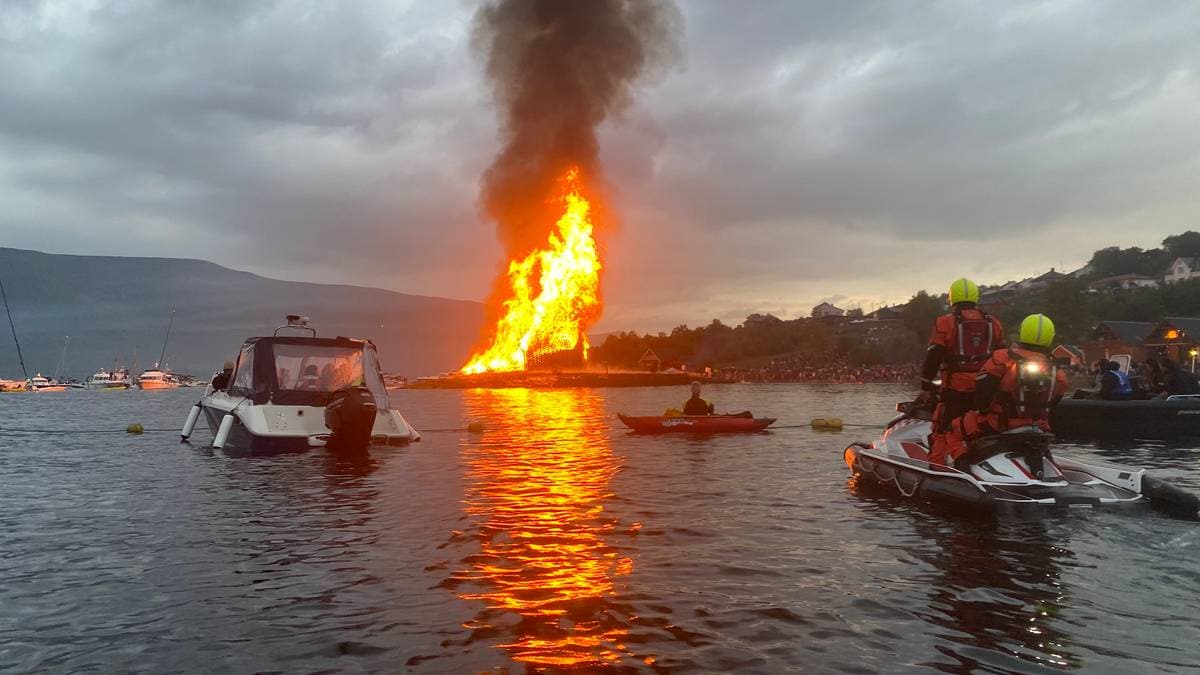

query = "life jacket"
[995,347,1058,422]
[946,307,997,373]
[1107,369,1133,397]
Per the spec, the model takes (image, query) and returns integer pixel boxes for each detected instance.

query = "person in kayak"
[1099,360,1134,400]
[941,313,1068,466]
[683,381,715,415]
[919,278,1005,465]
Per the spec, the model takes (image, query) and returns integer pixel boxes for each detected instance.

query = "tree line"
[593,231,1200,370]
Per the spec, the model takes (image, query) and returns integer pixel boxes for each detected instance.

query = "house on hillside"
[1163,257,1200,284]
[1143,317,1200,363]
[979,281,1018,313]
[638,349,662,373]
[1017,268,1071,291]
[1081,320,1154,365]
[865,306,902,322]
[1052,345,1085,367]
[811,302,845,319]
[1069,264,1095,278]
[1088,273,1160,293]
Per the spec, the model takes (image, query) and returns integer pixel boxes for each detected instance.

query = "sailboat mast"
[0,277,28,380]
[55,335,70,381]
[157,309,175,369]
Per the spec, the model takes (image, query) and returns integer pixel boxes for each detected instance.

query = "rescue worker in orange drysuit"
[942,313,1069,466]
[920,278,1005,465]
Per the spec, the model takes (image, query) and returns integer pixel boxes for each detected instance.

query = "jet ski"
[618,413,776,433]
[844,401,1200,518]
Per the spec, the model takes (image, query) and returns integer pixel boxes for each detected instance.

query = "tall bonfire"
[461,0,679,374]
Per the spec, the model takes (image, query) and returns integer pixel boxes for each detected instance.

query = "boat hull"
[1052,397,1200,440]
[618,414,776,433]
[844,443,1145,511]
[198,396,420,453]
[138,381,180,390]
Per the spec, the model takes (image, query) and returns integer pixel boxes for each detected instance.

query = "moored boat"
[1,378,27,392]
[25,374,67,392]
[137,369,180,390]
[618,413,776,433]
[85,367,132,390]
[1051,395,1200,440]
[180,315,420,452]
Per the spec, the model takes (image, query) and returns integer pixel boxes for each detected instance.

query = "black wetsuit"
[211,368,233,391]
[683,395,714,415]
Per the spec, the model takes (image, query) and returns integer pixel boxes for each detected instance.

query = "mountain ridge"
[0,247,484,379]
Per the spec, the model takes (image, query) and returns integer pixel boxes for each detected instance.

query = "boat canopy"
[227,336,389,407]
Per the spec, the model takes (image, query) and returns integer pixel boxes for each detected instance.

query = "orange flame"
[463,167,601,373]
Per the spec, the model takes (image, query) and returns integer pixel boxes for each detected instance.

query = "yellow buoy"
[811,417,843,431]
[126,423,145,435]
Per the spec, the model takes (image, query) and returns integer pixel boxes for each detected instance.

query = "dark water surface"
[2,384,1200,673]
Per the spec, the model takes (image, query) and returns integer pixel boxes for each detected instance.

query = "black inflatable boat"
[1052,396,1200,441]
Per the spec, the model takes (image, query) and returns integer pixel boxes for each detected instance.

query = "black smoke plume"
[473,0,681,253]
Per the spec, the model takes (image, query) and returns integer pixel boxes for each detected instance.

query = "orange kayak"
[618,413,776,433]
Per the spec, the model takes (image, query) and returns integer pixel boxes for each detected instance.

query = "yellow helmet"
[1019,314,1056,347]
[949,278,980,305]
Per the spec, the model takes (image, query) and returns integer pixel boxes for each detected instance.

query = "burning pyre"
[462,0,679,374]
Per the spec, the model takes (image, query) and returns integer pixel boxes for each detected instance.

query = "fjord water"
[2,385,1199,672]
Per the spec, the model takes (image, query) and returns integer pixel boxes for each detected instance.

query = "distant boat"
[26,373,67,392]
[85,367,132,390]
[137,368,180,390]
[138,310,180,390]
[1,274,31,387]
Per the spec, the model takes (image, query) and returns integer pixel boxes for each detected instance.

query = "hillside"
[0,247,484,379]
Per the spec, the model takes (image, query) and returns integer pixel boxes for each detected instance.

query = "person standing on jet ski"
[942,314,1069,465]
[919,278,1005,465]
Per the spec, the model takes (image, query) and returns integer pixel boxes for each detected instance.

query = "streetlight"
[1190,348,1198,374]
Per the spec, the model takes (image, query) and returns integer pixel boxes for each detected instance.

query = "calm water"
[2,384,1200,673]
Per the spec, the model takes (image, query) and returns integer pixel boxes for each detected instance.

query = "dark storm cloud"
[1,1,1197,325]
[0,1,497,295]
[617,0,1200,242]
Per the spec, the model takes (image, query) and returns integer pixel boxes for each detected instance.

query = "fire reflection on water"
[449,388,635,669]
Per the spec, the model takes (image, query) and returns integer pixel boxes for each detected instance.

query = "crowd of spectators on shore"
[716,356,919,384]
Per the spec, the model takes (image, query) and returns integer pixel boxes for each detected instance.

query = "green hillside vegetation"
[595,231,1200,370]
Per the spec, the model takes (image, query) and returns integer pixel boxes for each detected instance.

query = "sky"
[1,0,1198,332]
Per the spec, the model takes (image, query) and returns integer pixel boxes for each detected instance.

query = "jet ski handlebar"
[895,400,935,420]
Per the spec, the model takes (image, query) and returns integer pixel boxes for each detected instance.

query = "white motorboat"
[180,316,420,452]
[85,367,132,390]
[25,373,67,392]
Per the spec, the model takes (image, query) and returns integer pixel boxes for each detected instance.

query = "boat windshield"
[271,343,389,407]
[275,345,366,392]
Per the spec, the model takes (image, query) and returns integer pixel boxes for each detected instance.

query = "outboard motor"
[324,386,378,451]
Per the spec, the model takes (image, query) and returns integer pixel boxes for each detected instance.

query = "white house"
[1164,257,1200,284]
[811,302,845,319]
